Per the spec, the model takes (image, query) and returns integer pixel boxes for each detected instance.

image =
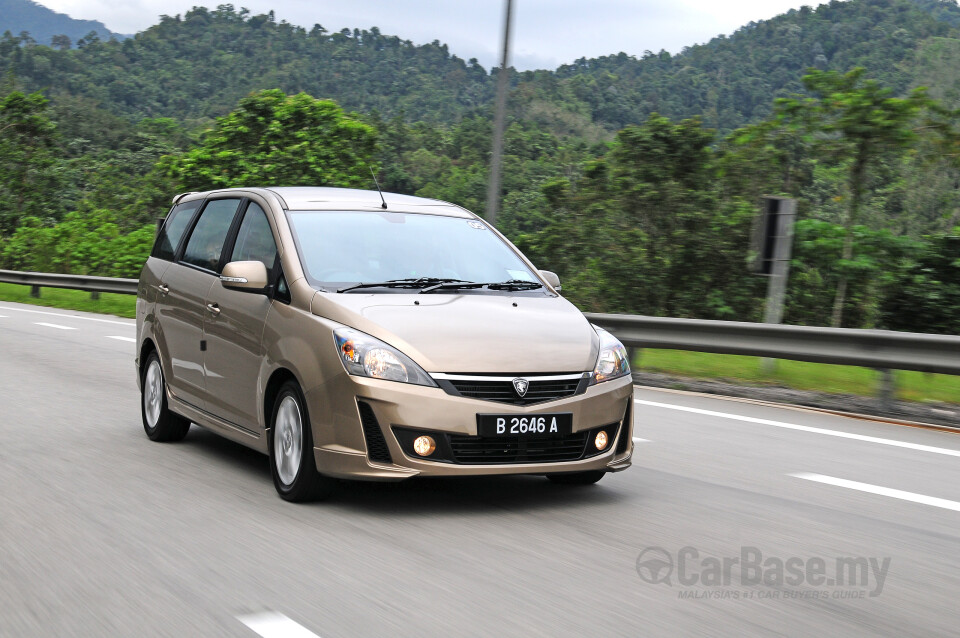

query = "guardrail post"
[30,285,40,298]
[628,347,641,371]
[90,291,100,300]
[878,368,896,411]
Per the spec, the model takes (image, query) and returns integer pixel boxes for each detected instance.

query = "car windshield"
[287,210,541,291]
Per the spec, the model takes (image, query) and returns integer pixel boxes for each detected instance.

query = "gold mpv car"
[137,187,634,501]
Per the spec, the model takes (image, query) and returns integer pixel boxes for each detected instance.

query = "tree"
[519,114,764,319]
[881,235,960,334]
[50,35,71,50]
[164,90,379,191]
[776,68,929,326]
[0,89,59,233]
[0,210,155,277]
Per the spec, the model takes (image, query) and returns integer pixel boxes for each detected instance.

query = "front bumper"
[311,373,635,480]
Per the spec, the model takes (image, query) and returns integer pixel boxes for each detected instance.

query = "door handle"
[158,284,170,295]
[206,303,221,316]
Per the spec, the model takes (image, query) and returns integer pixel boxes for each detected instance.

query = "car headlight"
[590,326,630,384]
[333,327,436,387]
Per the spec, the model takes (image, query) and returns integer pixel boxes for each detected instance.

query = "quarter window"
[181,199,242,272]
[153,200,202,261]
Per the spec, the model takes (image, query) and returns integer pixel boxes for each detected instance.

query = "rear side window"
[153,200,202,261]
[230,203,278,270]
[181,199,242,272]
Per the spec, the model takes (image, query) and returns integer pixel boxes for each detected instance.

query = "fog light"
[594,431,609,451]
[413,435,436,457]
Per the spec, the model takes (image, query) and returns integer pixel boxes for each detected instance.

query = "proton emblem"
[512,378,529,397]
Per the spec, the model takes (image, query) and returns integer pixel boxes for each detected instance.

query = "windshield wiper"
[486,279,543,291]
[337,278,469,293]
[419,280,484,294]
[419,279,543,294]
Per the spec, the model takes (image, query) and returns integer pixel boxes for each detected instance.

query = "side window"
[229,203,278,270]
[181,199,242,272]
[153,200,202,261]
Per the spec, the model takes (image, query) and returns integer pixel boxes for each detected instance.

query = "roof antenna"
[370,167,388,209]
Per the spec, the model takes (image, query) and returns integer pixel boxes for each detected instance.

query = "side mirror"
[539,269,562,293]
[220,261,269,292]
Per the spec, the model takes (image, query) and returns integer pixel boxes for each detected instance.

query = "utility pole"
[754,197,797,374]
[485,0,514,226]
[761,197,796,326]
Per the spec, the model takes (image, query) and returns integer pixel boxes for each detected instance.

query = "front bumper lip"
[312,373,635,480]
[316,446,633,480]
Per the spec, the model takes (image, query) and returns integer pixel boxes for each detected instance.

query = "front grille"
[357,401,392,464]
[444,377,583,405]
[449,431,588,464]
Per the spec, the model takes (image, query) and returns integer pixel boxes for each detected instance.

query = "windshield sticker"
[468,221,487,230]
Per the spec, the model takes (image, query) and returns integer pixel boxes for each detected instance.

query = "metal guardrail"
[586,313,960,376]
[0,269,139,295]
[1,270,957,376]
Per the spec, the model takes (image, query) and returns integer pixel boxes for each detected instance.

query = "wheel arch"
[263,367,300,434]
[138,338,158,384]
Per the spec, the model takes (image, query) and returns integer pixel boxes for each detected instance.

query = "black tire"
[141,351,190,442]
[268,380,335,502]
[546,470,606,485]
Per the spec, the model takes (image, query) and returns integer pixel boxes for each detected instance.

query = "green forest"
[1,0,960,332]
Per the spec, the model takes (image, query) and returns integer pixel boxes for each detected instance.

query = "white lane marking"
[238,612,321,638]
[34,322,76,330]
[791,473,960,513]
[633,437,651,443]
[107,335,136,343]
[635,399,960,458]
[0,304,132,326]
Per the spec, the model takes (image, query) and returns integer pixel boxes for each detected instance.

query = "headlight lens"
[590,326,630,384]
[333,327,436,387]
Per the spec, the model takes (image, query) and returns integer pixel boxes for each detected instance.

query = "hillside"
[529,0,960,130]
[0,0,124,48]
[2,0,960,132]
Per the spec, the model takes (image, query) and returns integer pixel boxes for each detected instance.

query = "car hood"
[310,292,599,374]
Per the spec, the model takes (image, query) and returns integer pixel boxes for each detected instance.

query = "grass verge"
[0,282,136,318]
[637,349,960,404]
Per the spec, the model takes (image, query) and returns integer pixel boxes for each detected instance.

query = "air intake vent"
[616,400,632,454]
[448,431,589,464]
[357,401,392,464]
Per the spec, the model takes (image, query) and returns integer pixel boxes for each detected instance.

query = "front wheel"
[269,381,335,502]
[141,352,190,442]
[546,470,606,485]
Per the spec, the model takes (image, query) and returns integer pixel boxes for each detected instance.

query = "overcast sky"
[34,0,823,70]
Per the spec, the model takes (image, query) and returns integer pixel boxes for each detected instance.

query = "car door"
[202,201,279,433]
[157,197,243,411]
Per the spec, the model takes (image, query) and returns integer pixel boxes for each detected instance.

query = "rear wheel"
[269,381,335,502]
[141,352,190,442]
[546,470,606,485]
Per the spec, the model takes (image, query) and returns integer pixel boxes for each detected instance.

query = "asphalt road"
[2,299,960,637]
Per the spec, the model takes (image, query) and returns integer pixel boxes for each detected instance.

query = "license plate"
[477,413,573,437]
